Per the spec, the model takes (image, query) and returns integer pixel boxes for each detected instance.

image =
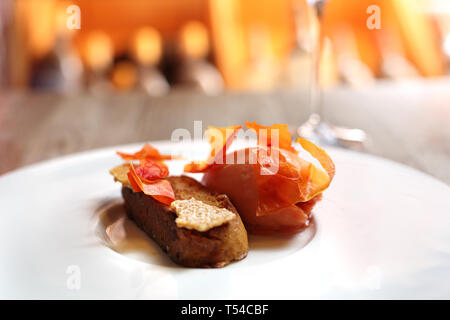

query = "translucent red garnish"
[127,162,174,206]
[117,144,175,205]
[117,144,174,161]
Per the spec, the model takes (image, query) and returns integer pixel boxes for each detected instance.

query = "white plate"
[0,141,449,299]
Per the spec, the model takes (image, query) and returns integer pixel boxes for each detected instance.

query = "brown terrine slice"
[121,175,248,268]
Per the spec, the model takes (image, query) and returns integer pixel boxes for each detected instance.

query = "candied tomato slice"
[135,159,169,181]
[127,162,174,205]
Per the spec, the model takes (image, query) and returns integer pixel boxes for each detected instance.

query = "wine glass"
[297,0,367,148]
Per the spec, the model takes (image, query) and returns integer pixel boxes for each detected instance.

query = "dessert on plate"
[185,122,335,235]
[110,144,248,268]
[109,122,335,267]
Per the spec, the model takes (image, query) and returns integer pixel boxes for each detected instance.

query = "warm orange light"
[111,61,138,91]
[132,27,163,66]
[179,21,210,59]
[84,31,113,71]
[21,0,56,58]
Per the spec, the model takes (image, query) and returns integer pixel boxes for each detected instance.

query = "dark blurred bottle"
[175,21,223,95]
[132,27,169,96]
[84,31,114,94]
[30,8,83,92]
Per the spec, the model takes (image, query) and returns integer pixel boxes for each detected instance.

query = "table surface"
[1,77,449,185]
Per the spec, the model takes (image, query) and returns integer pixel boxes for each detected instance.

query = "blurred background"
[0,0,449,183]
[1,0,449,92]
